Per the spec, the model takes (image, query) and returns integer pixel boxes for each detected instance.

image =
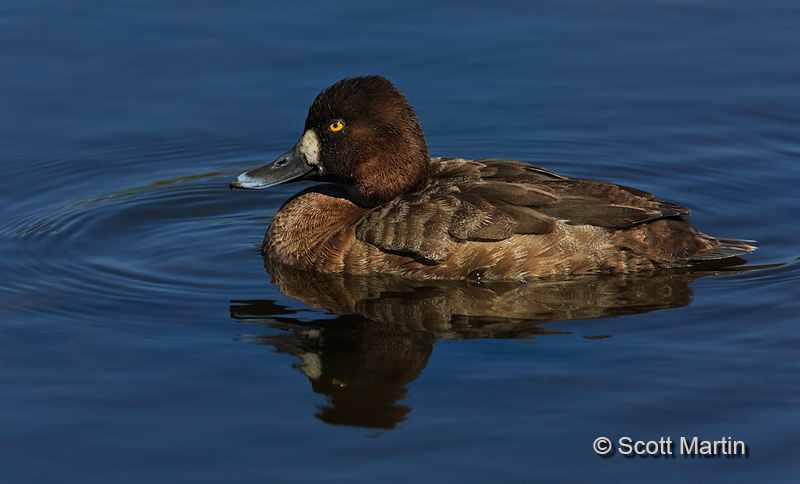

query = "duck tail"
[689,238,757,261]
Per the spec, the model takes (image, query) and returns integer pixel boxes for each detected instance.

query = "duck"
[230,75,754,281]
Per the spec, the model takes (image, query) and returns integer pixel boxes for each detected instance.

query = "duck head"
[230,76,431,207]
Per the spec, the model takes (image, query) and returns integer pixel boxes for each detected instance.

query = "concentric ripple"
[0,138,287,332]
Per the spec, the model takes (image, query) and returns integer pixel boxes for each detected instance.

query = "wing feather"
[355,158,687,262]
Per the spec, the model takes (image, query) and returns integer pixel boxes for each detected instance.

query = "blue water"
[2,0,799,482]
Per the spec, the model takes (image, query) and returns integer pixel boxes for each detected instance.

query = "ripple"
[729,257,800,285]
[0,139,276,333]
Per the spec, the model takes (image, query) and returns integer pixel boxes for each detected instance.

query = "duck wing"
[355,158,688,263]
[354,183,556,262]
[469,158,690,226]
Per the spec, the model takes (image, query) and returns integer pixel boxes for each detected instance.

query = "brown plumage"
[231,76,754,281]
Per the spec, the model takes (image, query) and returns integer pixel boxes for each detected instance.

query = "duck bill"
[230,140,315,190]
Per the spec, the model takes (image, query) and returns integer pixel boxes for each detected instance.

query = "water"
[2,0,799,482]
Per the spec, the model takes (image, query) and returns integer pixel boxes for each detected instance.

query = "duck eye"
[329,121,344,132]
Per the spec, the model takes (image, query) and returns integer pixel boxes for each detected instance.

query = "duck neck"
[352,156,429,207]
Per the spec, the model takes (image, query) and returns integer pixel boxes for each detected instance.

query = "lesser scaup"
[231,75,754,280]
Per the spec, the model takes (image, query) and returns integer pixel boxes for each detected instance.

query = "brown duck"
[231,75,754,281]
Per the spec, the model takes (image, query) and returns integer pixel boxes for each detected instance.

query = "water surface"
[1,1,799,482]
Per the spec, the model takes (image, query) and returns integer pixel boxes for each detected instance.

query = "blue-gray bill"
[230,140,314,190]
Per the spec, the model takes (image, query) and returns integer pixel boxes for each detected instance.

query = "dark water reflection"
[231,261,744,429]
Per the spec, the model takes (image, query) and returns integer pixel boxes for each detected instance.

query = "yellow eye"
[329,121,344,132]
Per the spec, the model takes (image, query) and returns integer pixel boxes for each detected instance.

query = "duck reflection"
[230,259,745,429]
